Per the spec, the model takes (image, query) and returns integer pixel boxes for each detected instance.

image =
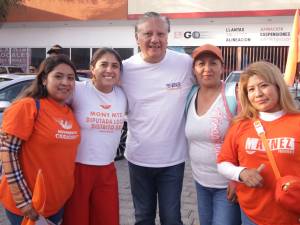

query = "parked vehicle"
[0,65,24,74]
[115,121,127,160]
[225,70,243,83]
[0,74,35,120]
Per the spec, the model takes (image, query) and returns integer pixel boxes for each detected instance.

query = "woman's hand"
[227,181,238,202]
[239,164,265,188]
[20,204,39,221]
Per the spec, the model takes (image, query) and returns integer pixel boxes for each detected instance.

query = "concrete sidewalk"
[0,159,199,225]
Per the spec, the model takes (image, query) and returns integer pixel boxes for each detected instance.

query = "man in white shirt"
[121,12,194,225]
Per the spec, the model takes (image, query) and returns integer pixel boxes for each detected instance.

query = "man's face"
[135,18,168,63]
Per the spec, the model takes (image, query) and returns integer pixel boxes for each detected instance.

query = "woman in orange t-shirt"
[217,61,300,225]
[0,55,80,225]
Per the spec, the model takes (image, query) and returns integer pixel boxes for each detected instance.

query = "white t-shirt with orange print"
[1,97,80,217]
[186,93,231,188]
[70,80,126,165]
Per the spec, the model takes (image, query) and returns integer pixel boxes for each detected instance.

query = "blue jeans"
[5,207,64,225]
[241,209,257,225]
[195,182,241,225]
[128,162,185,225]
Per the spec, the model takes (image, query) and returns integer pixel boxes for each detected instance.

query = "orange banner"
[284,9,300,86]
[7,0,127,22]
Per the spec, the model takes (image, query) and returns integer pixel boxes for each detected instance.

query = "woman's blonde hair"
[235,61,299,121]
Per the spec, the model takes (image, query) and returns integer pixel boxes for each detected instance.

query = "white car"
[225,70,243,83]
[0,74,36,113]
[0,66,24,74]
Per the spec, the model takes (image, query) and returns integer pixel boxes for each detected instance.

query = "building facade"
[0,0,299,78]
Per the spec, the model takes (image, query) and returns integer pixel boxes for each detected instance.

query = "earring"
[42,85,47,96]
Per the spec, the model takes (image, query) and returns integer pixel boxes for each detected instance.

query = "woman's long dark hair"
[18,54,76,100]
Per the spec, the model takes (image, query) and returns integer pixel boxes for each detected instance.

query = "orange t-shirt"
[218,114,300,225]
[0,97,80,216]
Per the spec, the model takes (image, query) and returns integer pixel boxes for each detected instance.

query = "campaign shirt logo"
[245,137,295,155]
[166,82,181,90]
[100,104,112,109]
[54,119,79,140]
[56,119,73,130]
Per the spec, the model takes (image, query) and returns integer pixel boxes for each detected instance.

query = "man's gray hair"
[135,11,170,34]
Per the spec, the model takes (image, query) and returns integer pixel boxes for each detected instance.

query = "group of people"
[0,11,299,225]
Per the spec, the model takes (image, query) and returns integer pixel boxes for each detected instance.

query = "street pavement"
[0,159,199,225]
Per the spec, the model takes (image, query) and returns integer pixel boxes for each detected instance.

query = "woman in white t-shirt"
[63,48,127,225]
[185,44,241,225]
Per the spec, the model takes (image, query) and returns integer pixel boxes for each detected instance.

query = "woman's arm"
[217,161,246,182]
[0,132,38,220]
[218,121,264,188]
[218,161,264,187]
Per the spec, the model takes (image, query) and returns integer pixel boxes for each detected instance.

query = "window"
[240,46,288,72]
[71,48,90,70]
[114,48,133,60]
[30,48,46,69]
[0,80,32,102]
[61,48,70,57]
[0,66,24,74]
[0,67,7,74]
[8,67,24,73]
[92,48,134,60]
[0,48,10,65]
[10,48,28,73]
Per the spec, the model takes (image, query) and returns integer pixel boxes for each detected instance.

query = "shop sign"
[11,48,28,72]
[0,48,10,65]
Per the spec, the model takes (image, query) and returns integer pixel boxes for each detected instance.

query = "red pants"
[62,162,119,225]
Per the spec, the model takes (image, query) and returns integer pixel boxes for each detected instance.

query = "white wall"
[169,16,293,46]
[0,20,136,49]
[128,0,300,14]
[0,15,294,49]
